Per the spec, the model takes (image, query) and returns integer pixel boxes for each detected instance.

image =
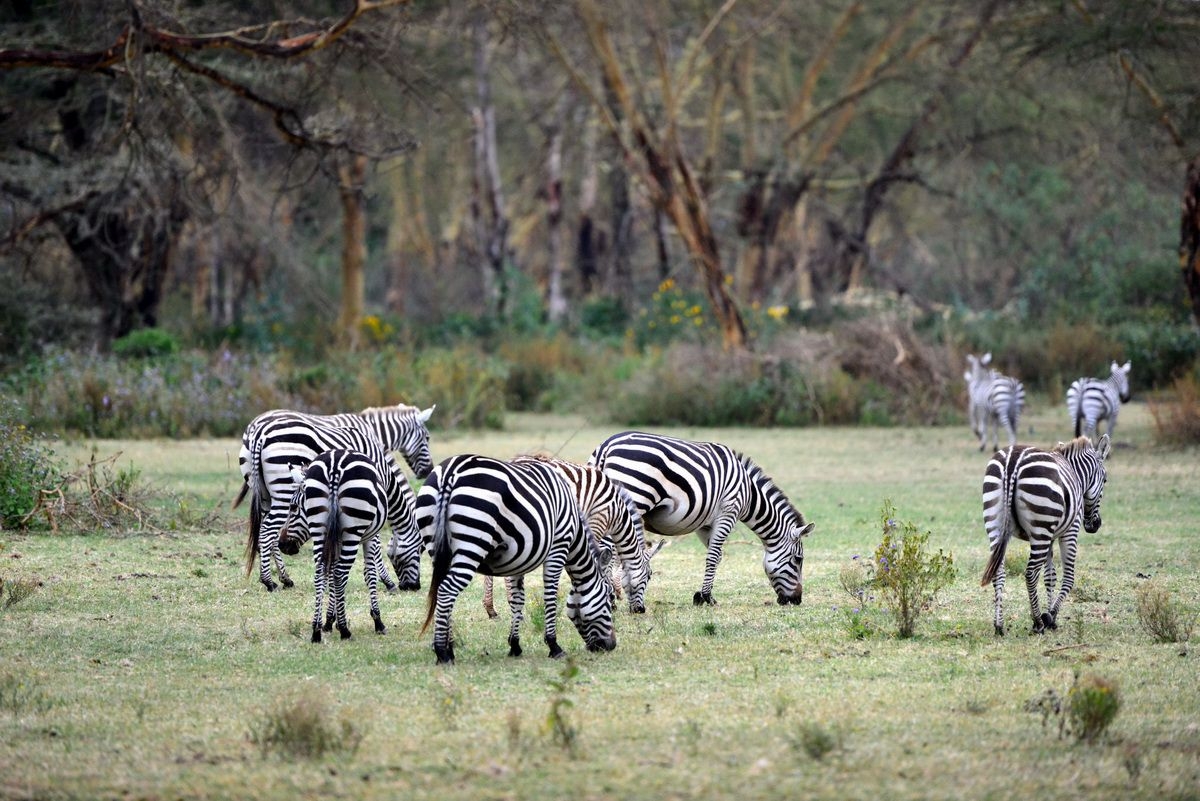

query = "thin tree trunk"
[1182,152,1200,327]
[576,109,600,296]
[472,12,509,317]
[337,154,368,350]
[545,94,569,324]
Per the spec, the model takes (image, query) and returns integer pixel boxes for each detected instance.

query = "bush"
[1067,674,1120,743]
[0,398,58,529]
[1149,375,1200,447]
[249,692,364,760]
[870,500,957,638]
[111,328,180,359]
[413,346,507,430]
[1134,579,1195,643]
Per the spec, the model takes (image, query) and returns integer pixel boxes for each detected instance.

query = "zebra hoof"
[281,578,295,589]
[434,644,455,665]
[508,636,523,658]
[692,591,716,606]
[339,627,352,640]
[311,625,322,644]
[629,603,646,614]
[994,624,1004,637]
[399,580,421,592]
[1041,612,1057,630]
[262,581,278,593]
[546,639,565,659]
[485,608,499,619]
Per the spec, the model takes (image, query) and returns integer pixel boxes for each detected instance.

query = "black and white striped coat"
[240,418,422,594]
[964,352,1025,452]
[587,431,813,606]
[416,454,616,664]
[278,450,390,643]
[980,435,1111,635]
[1066,361,1131,440]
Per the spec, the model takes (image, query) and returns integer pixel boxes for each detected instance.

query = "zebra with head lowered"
[481,453,664,620]
[278,450,390,643]
[1066,361,1131,440]
[587,431,813,606]
[980,435,1111,636]
[964,352,1026,452]
[417,454,616,664]
[235,404,434,592]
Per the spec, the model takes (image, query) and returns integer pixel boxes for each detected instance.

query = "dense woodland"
[2,1,1199,432]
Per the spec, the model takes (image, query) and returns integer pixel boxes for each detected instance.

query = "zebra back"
[1067,362,1131,438]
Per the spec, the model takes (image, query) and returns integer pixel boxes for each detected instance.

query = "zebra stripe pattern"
[240,418,422,593]
[480,454,661,620]
[416,454,616,664]
[964,352,1026,452]
[587,431,813,606]
[1066,361,1131,440]
[980,435,1111,635]
[278,450,389,643]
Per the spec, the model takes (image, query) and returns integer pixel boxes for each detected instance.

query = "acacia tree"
[0,0,414,346]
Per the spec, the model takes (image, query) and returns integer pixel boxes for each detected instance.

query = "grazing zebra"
[278,450,389,643]
[964,352,1026,452]
[1066,361,1132,440]
[241,419,422,594]
[980,434,1111,636]
[417,454,617,664]
[587,431,814,606]
[480,454,664,619]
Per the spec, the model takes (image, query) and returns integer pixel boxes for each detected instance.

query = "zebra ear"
[981,352,992,365]
[646,539,667,559]
[1095,434,1112,460]
[1120,361,1131,372]
[417,405,435,424]
[289,464,304,484]
[797,522,814,538]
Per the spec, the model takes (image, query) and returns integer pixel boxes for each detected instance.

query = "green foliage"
[0,673,55,716]
[1,575,40,610]
[498,335,588,412]
[579,296,629,340]
[1067,673,1121,744]
[249,692,364,760]
[0,398,58,529]
[871,500,957,638]
[544,656,581,758]
[1134,579,1195,644]
[111,328,180,359]
[633,278,712,347]
[413,346,506,429]
[1149,375,1200,447]
[788,720,844,761]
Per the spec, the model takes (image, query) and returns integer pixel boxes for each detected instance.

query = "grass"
[0,401,1197,799]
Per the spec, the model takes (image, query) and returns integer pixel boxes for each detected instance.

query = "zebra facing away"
[481,454,665,620]
[587,431,814,606]
[1066,361,1132,440]
[240,419,423,594]
[964,352,1026,452]
[417,454,616,665]
[278,450,389,643]
[980,434,1111,636]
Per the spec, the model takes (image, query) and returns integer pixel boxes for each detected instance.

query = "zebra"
[964,352,1026,452]
[979,434,1111,636]
[277,450,390,643]
[1066,361,1132,440]
[240,419,423,594]
[480,453,664,620]
[416,454,617,664]
[587,431,814,606]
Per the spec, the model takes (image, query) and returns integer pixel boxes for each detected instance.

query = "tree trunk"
[544,94,569,324]
[576,109,600,296]
[1181,153,1200,328]
[337,154,368,350]
[472,12,510,317]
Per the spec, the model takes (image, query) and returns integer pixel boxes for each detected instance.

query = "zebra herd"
[232,356,1128,660]
[965,353,1129,636]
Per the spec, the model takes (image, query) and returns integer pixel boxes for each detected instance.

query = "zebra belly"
[643,502,716,538]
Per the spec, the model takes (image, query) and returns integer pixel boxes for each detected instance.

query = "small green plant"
[1135,580,1195,643]
[845,607,876,640]
[0,398,58,529]
[248,692,364,760]
[111,328,180,359]
[870,500,956,638]
[544,656,581,758]
[838,555,872,602]
[0,673,55,716]
[699,621,717,637]
[1,575,40,610]
[1067,673,1120,743]
[789,720,844,761]
[434,673,465,731]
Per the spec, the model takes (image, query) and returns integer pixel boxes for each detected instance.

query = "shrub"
[789,721,844,761]
[1134,579,1195,643]
[0,398,58,529]
[413,346,506,429]
[249,692,364,760]
[499,335,587,412]
[1067,673,1120,743]
[871,500,956,638]
[1,575,40,609]
[1149,375,1200,447]
[111,328,180,359]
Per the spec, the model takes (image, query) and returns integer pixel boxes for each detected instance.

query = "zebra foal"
[278,450,389,643]
[1066,361,1131,440]
[588,431,813,606]
[980,435,1111,635]
[964,352,1025,452]
[417,454,616,665]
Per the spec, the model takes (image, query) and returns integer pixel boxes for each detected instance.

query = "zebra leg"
[1046,533,1078,631]
[333,552,353,640]
[311,534,326,644]
[431,569,475,665]
[506,576,526,657]
[542,551,568,658]
[1041,539,1057,630]
[365,534,398,594]
[361,537,385,635]
[258,506,293,591]
[1025,544,1050,633]
[991,563,1007,636]
[694,514,737,606]
[482,575,498,619]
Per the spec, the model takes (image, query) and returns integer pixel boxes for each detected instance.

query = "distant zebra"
[980,435,1111,636]
[417,454,616,664]
[278,450,390,643]
[480,454,664,620]
[964,352,1026,452]
[1066,361,1131,440]
[587,431,813,606]
[240,419,422,593]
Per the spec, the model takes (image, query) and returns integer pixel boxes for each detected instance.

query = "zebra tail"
[421,467,455,635]
[979,458,1015,587]
[232,480,248,510]
[242,435,265,576]
[322,484,341,578]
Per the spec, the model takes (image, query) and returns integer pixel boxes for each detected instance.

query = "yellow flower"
[658,278,676,292]
[670,315,681,325]
[767,305,789,321]
[688,305,701,316]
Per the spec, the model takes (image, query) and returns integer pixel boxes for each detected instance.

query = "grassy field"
[1,402,1197,800]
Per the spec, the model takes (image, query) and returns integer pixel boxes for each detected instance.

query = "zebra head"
[404,405,436,479]
[611,486,656,614]
[565,538,617,653]
[278,464,310,556]
[1081,434,1112,534]
[764,519,814,605]
[1110,361,1132,404]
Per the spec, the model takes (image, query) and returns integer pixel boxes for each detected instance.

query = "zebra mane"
[358,403,420,418]
[1052,436,1093,456]
[514,450,558,464]
[738,452,807,525]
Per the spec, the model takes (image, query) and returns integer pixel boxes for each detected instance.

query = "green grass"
[1,402,1197,800]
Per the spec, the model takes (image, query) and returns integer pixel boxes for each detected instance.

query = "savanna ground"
[0,401,1197,801]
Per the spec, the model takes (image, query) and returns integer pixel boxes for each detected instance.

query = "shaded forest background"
[2,0,1199,435]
